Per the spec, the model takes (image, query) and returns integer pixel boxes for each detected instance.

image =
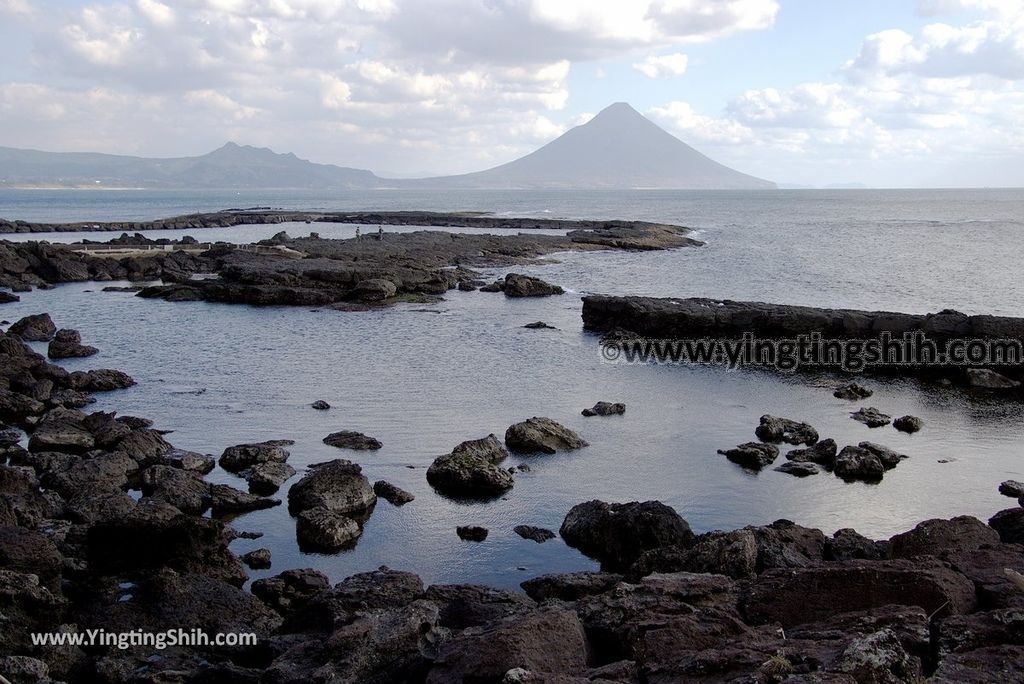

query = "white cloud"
[633,52,689,78]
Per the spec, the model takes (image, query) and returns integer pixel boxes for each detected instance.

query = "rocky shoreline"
[2,314,1024,682]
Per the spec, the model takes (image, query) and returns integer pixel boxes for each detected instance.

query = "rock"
[46,452,136,497]
[893,415,923,433]
[26,408,95,453]
[113,427,172,464]
[786,438,838,467]
[64,488,138,524]
[851,407,892,428]
[834,382,873,400]
[46,329,98,359]
[374,480,415,505]
[242,548,272,569]
[140,464,211,514]
[825,529,888,561]
[427,451,514,499]
[501,273,564,297]
[523,321,555,329]
[0,427,20,447]
[210,483,280,514]
[888,516,999,559]
[354,277,397,301]
[520,571,623,603]
[514,525,556,543]
[967,368,1020,389]
[775,461,819,476]
[426,607,587,684]
[457,525,488,542]
[66,368,135,392]
[480,281,503,293]
[930,645,1024,683]
[286,567,426,632]
[836,628,921,683]
[0,569,67,656]
[0,291,19,303]
[743,558,977,627]
[251,568,330,615]
[452,434,509,463]
[287,459,376,514]
[988,508,1024,544]
[1000,480,1024,498]
[424,583,534,629]
[8,313,56,341]
[323,430,382,450]
[219,439,292,473]
[505,417,588,454]
[311,400,330,410]
[245,461,296,494]
[834,446,886,481]
[0,655,51,683]
[0,526,63,591]
[717,442,779,469]
[858,442,907,469]
[560,500,695,572]
[581,401,625,417]
[159,448,216,474]
[755,415,819,445]
[296,506,361,550]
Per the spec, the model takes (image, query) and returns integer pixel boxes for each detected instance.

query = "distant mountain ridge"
[0,103,774,190]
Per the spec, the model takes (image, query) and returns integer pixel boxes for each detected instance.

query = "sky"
[0,0,1022,187]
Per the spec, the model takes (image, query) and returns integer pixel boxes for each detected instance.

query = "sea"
[2,187,1023,589]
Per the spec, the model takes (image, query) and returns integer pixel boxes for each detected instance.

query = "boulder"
[287,459,376,514]
[114,427,172,464]
[354,278,397,301]
[374,480,415,505]
[893,415,923,433]
[159,448,216,474]
[717,442,779,469]
[851,407,892,428]
[523,321,555,329]
[245,461,296,494]
[311,400,330,410]
[241,548,272,570]
[988,508,1024,544]
[0,569,67,656]
[581,401,626,417]
[1000,480,1024,498]
[323,430,382,450]
[858,442,907,469]
[284,567,425,633]
[296,506,361,550]
[45,452,136,497]
[219,439,292,473]
[967,368,1020,389]
[140,464,211,514]
[427,451,514,499]
[836,628,922,683]
[834,382,873,400]
[520,572,623,603]
[505,417,587,454]
[834,446,885,481]
[0,291,19,303]
[9,313,56,341]
[930,645,1024,683]
[251,568,330,615]
[0,526,63,591]
[755,415,819,445]
[210,483,280,514]
[786,438,837,466]
[514,525,556,543]
[27,408,94,453]
[502,273,564,297]
[457,525,488,542]
[775,461,819,476]
[66,368,135,392]
[825,529,888,561]
[47,329,98,359]
[424,583,533,629]
[888,516,999,559]
[560,500,695,572]
[452,434,509,463]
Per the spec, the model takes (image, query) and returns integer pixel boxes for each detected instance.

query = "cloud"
[633,53,689,78]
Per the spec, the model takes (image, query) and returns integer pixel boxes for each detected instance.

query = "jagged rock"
[858,442,907,469]
[159,448,215,474]
[888,516,999,559]
[354,278,398,301]
[245,461,296,494]
[836,628,922,683]
[834,446,886,481]
[27,408,94,453]
[501,273,564,297]
[47,329,98,359]
[1000,480,1024,498]
[825,529,888,561]
[834,382,873,400]
[140,464,212,514]
[9,313,56,341]
[242,548,272,569]
[219,439,292,473]
[755,415,819,445]
[520,572,622,603]
[424,583,534,629]
[457,525,488,542]
[786,438,838,466]
[0,526,63,591]
[0,291,19,303]
[66,368,135,392]
[988,508,1024,544]
[210,483,280,514]
[0,569,67,656]
[775,461,819,476]
[296,506,361,550]
[64,489,138,524]
[288,459,376,514]
[452,434,509,463]
[0,427,20,447]
[967,368,1020,389]
[893,415,923,433]
[427,450,514,499]
[851,407,892,428]
[323,430,382,450]
[311,400,330,410]
[45,452,136,497]
[717,442,779,469]
[581,401,625,417]
[480,281,503,293]
[282,567,425,633]
[930,645,1024,682]
[114,427,172,464]
[560,500,695,572]
[513,525,556,543]
[505,417,587,454]
[251,568,330,615]
[374,480,415,505]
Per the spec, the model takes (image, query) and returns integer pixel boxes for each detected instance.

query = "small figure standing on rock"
[377,226,384,241]
[354,227,361,240]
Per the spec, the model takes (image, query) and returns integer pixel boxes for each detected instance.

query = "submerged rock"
[47,329,98,360]
[514,525,556,543]
[774,461,819,476]
[894,414,924,433]
[523,321,556,329]
[210,483,281,514]
[755,415,819,445]
[456,525,488,542]
[311,400,330,410]
[581,401,625,417]
[785,438,837,467]
[373,480,415,505]
[717,442,779,470]
[834,382,873,400]
[323,430,382,450]
[504,417,587,454]
[967,368,1020,389]
[851,406,892,428]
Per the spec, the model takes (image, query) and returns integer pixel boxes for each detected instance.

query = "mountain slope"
[412,102,774,189]
[0,143,379,189]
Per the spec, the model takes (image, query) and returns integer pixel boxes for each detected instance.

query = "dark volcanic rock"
[244,460,296,494]
[501,273,564,297]
[786,438,837,466]
[424,583,533,630]
[210,483,280,514]
[296,506,361,550]
[251,568,330,616]
[893,415,924,433]
[825,528,888,561]
[1000,480,1024,498]
[219,439,292,473]
[988,508,1024,544]
[427,448,514,499]
[311,400,330,410]
[851,406,892,427]
[514,525,556,543]
[451,434,508,463]
[456,525,488,542]
[67,368,135,392]
[0,291,19,303]
[520,571,623,603]
[834,382,873,400]
[888,516,999,559]
[717,442,779,469]
[505,417,588,454]
[755,415,819,445]
[242,548,272,569]
[9,313,56,341]
[523,321,555,329]
[560,500,695,571]
[834,445,886,481]
[774,461,819,476]
[373,480,415,505]
[323,430,382,450]
[140,464,211,514]
[581,401,626,417]
[47,329,98,359]
[0,526,63,591]
[967,367,1020,389]
[287,459,376,514]
[858,441,907,469]
[27,408,94,453]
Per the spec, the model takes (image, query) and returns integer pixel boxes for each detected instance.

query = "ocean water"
[2,188,1023,590]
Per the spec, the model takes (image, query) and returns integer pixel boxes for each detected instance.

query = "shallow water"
[2,188,1023,590]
